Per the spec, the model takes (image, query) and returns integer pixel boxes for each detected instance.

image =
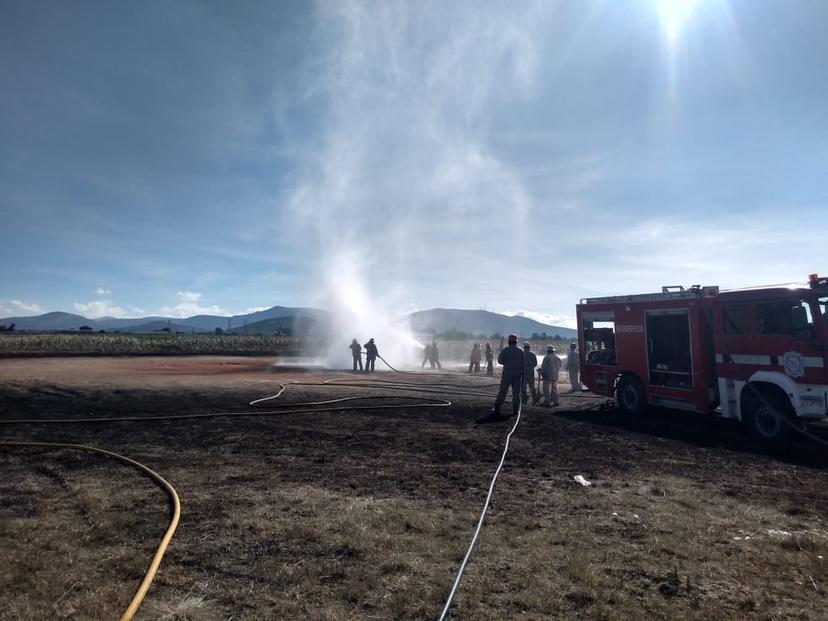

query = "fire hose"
[0,374,481,619]
[0,440,180,621]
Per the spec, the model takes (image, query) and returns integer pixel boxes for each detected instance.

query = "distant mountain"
[0,305,573,338]
[182,307,327,332]
[116,320,199,334]
[94,316,168,330]
[409,308,576,339]
[226,314,327,336]
[0,311,95,331]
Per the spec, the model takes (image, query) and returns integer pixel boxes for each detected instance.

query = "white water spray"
[313,249,423,369]
[285,3,547,368]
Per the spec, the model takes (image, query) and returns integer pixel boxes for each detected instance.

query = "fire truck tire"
[745,391,791,446]
[617,375,647,417]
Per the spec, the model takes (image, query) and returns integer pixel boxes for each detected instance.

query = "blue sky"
[2,0,827,327]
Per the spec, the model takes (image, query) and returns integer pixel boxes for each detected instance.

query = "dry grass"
[1,360,827,619]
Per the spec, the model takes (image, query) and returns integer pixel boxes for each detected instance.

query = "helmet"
[523,342,531,349]
[508,334,518,343]
[547,345,555,352]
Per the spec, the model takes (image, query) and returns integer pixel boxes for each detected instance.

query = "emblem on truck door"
[781,351,805,378]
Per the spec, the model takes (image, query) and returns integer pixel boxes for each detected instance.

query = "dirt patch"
[1,356,827,619]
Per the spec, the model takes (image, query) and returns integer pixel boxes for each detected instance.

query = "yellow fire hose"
[0,378,465,618]
[0,440,181,621]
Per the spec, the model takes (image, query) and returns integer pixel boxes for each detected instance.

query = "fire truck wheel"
[617,375,646,417]
[745,392,791,446]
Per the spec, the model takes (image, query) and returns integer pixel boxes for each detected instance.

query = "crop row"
[0,333,308,356]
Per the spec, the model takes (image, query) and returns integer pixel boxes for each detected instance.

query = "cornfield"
[0,333,308,356]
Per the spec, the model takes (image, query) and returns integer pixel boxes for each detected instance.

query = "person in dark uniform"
[484,342,494,375]
[364,338,378,372]
[349,338,363,372]
[430,340,442,369]
[421,342,432,368]
[468,343,482,373]
[490,334,524,419]
[521,342,539,404]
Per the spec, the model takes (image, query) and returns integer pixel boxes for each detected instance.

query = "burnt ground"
[0,356,826,620]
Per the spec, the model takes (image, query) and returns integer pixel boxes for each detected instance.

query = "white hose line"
[437,401,523,620]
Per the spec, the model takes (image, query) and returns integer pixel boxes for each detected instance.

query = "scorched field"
[1,356,826,620]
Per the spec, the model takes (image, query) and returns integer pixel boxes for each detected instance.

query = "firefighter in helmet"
[349,338,363,372]
[490,334,524,419]
[364,338,378,372]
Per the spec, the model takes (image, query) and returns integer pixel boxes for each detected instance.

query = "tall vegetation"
[0,333,305,356]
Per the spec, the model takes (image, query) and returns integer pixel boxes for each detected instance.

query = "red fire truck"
[576,275,828,444]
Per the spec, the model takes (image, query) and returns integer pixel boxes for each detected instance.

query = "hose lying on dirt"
[378,352,502,378]
[0,387,452,426]
[0,440,180,621]
[0,374,466,619]
[437,397,524,621]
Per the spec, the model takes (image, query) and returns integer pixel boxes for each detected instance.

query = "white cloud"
[10,300,43,315]
[176,291,202,302]
[74,299,129,318]
[502,310,577,330]
[159,291,229,318]
[95,288,112,296]
[244,306,269,314]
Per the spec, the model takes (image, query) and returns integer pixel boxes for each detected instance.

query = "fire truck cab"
[576,275,828,444]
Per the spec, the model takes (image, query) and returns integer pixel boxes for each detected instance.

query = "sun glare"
[658,0,701,43]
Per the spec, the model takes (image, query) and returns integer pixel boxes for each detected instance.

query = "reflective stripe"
[715,353,825,368]
[715,353,770,365]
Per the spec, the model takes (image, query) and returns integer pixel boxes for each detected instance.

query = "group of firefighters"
[348,334,581,418]
[421,340,443,369]
[467,342,495,375]
[349,338,379,372]
[489,334,580,419]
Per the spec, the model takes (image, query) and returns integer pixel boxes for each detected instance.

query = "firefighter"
[539,344,561,407]
[349,338,363,372]
[421,342,432,368]
[431,340,442,369]
[490,334,524,418]
[364,338,378,372]
[484,342,494,375]
[468,343,482,373]
[521,342,539,404]
[565,342,580,392]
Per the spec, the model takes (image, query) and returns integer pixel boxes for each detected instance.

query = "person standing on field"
[540,344,562,407]
[364,338,378,372]
[349,338,363,372]
[484,343,494,375]
[566,343,581,392]
[430,340,442,369]
[489,334,524,419]
[521,342,539,404]
[421,342,432,368]
[468,343,482,373]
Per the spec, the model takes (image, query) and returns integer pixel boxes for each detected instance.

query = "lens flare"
[658,0,701,43]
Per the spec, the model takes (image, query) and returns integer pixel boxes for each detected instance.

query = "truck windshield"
[755,298,816,340]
